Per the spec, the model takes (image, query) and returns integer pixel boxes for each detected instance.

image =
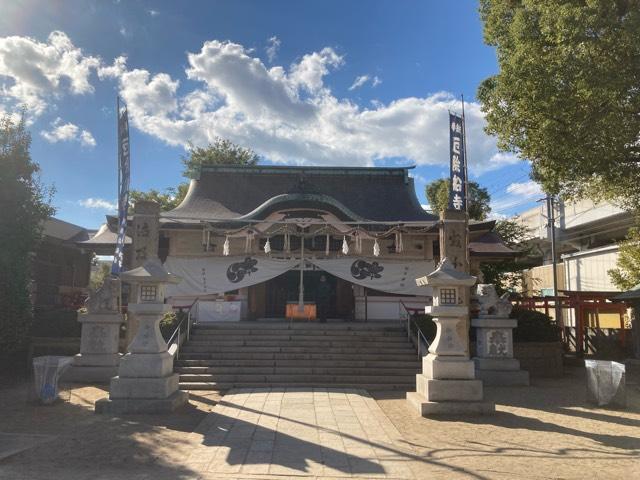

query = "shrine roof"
[161,165,438,224]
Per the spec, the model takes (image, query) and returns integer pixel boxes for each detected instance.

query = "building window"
[440,288,457,305]
[140,285,157,302]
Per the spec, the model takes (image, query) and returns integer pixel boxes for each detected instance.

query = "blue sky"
[0,0,541,229]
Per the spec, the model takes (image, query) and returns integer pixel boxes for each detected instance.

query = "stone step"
[175,359,420,368]
[175,366,419,375]
[180,381,413,391]
[184,339,411,348]
[192,322,402,331]
[190,329,407,338]
[179,373,416,384]
[188,333,408,341]
[177,352,418,362]
[180,345,415,354]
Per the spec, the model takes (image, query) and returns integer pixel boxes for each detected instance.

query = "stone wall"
[514,342,564,377]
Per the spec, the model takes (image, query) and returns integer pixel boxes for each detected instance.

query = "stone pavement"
[1,368,639,479]
[186,388,419,478]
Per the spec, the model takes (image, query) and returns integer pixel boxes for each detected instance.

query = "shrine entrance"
[259,271,354,320]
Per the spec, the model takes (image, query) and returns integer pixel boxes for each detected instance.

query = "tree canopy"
[181,138,260,178]
[608,225,640,291]
[425,178,491,221]
[132,138,259,210]
[478,0,640,209]
[0,115,55,356]
[479,218,534,294]
[130,183,189,212]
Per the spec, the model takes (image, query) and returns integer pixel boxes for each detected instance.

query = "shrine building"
[83,164,513,322]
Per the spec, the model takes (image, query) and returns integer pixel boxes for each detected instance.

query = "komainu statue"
[85,276,121,313]
[474,284,513,317]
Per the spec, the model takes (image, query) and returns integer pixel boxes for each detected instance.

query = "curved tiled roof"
[163,165,438,223]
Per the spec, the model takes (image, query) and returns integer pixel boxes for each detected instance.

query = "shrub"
[510,307,561,343]
[159,310,186,342]
[31,307,81,338]
[411,313,437,344]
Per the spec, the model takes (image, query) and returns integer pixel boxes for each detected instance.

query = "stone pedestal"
[65,313,123,383]
[96,260,188,414]
[65,277,124,383]
[408,259,494,416]
[472,316,530,386]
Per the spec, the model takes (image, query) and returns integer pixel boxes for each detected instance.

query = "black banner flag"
[111,99,130,275]
[448,113,466,211]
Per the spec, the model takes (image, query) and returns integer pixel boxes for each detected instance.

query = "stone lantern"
[96,258,189,414]
[407,258,494,415]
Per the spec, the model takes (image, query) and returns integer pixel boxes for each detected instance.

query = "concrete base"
[95,390,189,414]
[423,354,475,380]
[416,374,484,401]
[407,391,495,416]
[476,368,530,386]
[64,365,119,383]
[109,373,180,399]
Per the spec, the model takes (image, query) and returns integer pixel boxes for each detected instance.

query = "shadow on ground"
[0,378,220,479]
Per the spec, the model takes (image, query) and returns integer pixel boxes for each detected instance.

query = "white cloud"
[265,36,280,63]
[349,75,370,91]
[78,198,116,210]
[0,31,100,117]
[490,180,543,215]
[506,180,543,197]
[0,33,514,174]
[99,39,516,173]
[41,117,96,147]
[349,74,382,91]
[148,9,159,17]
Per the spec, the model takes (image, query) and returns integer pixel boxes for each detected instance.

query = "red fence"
[514,291,630,355]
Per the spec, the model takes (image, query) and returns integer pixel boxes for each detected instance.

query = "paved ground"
[188,388,416,478]
[0,367,639,479]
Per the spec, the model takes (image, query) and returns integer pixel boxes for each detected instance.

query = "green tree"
[132,138,259,210]
[181,138,260,178]
[608,225,640,291]
[0,115,55,357]
[479,218,533,294]
[130,183,189,212]
[89,261,112,291]
[425,179,492,220]
[478,0,640,209]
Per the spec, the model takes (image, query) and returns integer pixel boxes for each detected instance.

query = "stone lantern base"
[95,390,188,414]
[472,316,530,386]
[407,353,495,415]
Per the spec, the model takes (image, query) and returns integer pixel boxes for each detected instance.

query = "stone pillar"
[126,201,161,347]
[439,209,471,355]
[472,284,530,386]
[439,209,469,272]
[65,277,124,383]
[407,259,494,415]
[96,259,188,414]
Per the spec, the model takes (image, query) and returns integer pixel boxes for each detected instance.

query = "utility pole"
[546,195,562,323]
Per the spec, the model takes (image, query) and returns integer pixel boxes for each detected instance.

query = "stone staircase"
[175,321,421,391]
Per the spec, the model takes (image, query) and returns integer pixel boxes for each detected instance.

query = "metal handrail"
[400,300,430,358]
[167,298,199,360]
